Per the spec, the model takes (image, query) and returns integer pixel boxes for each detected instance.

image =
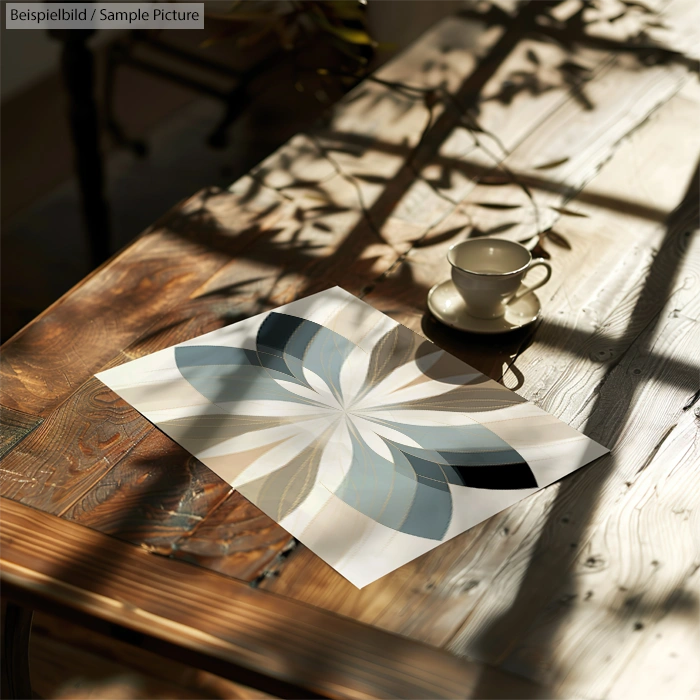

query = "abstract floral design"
[97,287,608,587]
[168,312,537,541]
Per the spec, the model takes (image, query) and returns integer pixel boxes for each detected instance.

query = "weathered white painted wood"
[605,463,700,699]
[441,84,700,697]
[498,261,700,695]
[116,8,698,692]
[259,16,698,677]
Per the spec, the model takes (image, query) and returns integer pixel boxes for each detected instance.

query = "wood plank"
[604,463,700,700]
[43,286,293,578]
[16,13,498,540]
[0,14,634,517]
[31,627,216,700]
[195,35,694,642]
[202,16,513,306]
[50,185,409,555]
[257,500,556,646]
[372,83,697,696]
[30,16,510,568]
[588,0,700,62]
[58,423,292,582]
[257,28,697,647]
[0,497,550,700]
[234,15,621,308]
[60,201,414,574]
[0,183,286,418]
[0,376,151,513]
[502,384,700,699]
[30,612,216,700]
[0,195,295,510]
[0,599,32,699]
[59,429,232,552]
[2,10,696,696]
[129,30,557,583]
[438,82,700,660]
[0,405,42,458]
[168,490,292,583]
[463,202,700,694]
[161,21,659,588]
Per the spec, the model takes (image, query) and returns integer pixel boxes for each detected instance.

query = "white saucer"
[427,279,541,334]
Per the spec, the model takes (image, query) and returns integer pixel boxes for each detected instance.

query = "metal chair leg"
[1,602,34,700]
[104,42,148,158]
[50,28,112,268]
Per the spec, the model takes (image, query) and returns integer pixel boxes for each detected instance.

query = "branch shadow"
[22,2,700,696]
[466,158,699,696]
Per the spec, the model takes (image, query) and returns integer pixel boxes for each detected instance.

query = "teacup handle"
[512,259,552,302]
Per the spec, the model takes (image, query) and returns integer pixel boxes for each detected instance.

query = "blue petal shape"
[174,313,538,542]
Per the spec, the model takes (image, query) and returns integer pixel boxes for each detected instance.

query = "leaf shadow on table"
[53,328,316,697]
[137,25,699,697]
[41,2,700,695]
[121,6,700,693]
[462,158,699,697]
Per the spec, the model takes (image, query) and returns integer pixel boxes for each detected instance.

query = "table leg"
[1,602,34,699]
[50,29,112,268]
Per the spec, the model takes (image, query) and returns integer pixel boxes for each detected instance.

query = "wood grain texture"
[1,6,698,697]
[0,405,43,458]
[439,93,700,697]
[0,376,151,514]
[603,446,700,700]
[50,400,291,584]
[384,99,698,698]
[0,498,550,700]
[168,490,292,583]
[0,183,286,418]
[259,21,698,660]
[504,388,700,699]
[464,228,700,697]
[43,13,512,580]
[4,10,662,526]
[166,17,653,595]
[60,429,233,553]
[442,86,697,676]
[0,203,289,514]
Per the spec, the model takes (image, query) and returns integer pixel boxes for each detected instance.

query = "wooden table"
[2,3,699,698]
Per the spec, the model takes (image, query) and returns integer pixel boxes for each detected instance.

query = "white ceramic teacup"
[447,238,552,319]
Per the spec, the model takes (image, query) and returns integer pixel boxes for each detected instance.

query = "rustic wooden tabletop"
[2,2,699,698]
